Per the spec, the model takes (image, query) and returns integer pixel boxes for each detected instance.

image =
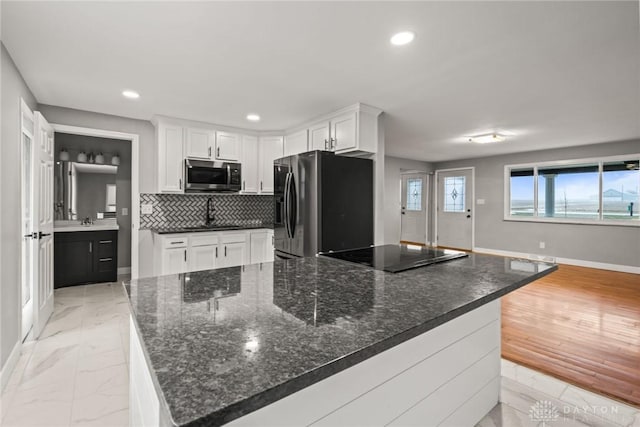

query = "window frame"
[504,153,640,227]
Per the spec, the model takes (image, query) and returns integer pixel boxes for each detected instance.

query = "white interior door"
[436,169,473,250]
[21,102,35,340]
[400,173,427,244]
[33,112,55,338]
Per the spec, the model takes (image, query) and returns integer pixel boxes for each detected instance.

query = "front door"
[33,112,55,338]
[400,173,427,244]
[437,169,473,250]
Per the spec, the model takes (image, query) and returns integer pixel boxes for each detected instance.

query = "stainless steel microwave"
[184,159,242,192]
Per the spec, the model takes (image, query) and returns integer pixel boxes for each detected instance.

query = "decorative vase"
[111,154,121,166]
[95,153,105,164]
[77,152,87,163]
[59,149,70,161]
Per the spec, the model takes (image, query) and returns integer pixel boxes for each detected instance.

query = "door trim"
[434,167,475,250]
[51,124,140,279]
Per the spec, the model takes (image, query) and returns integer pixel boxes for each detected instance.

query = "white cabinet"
[185,128,215,159]
[215,131,240,161]
[309,121,330,151]
[218,233,248,268]
[331,112,357,152]
[250,229,274,264]
[156,234,189,276]
[284,129,309,157]
[189,233,219,272]
[157,123,185,193]
[241,135,259,193]
[258,136,283,194]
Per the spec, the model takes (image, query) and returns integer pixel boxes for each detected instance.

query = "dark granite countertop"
[125,253,556,426]
[150,224,273,234]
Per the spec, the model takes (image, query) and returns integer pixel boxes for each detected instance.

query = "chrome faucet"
[206,197,216,226]
[81,217,94,225]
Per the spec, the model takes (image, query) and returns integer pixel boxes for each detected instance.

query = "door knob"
[38,232,51,239]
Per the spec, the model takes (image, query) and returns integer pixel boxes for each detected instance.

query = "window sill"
[503,216,640,227]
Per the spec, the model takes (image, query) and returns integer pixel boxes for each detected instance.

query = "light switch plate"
[122,207,129,216]
[477,199,486,205]
[141,204,153,215]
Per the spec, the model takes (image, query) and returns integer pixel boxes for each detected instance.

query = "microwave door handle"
[227,164,231,187]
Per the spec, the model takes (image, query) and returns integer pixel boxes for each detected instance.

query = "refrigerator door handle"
[289,172,297,238]
[284,172,292,238]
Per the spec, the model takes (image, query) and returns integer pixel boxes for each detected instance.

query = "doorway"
[435,167,474,251]
[400,173,428,245]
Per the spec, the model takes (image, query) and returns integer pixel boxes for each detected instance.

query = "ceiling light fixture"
[390,31,415,46]
[246,114,260,122]
[468,133,506,144]
[122,90,140,99]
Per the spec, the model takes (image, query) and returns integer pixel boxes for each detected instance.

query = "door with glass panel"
[436,168,473,250]
[400,173,427,244]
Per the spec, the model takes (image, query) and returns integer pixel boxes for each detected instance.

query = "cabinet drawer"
[97,239,116,258]
[97,257,116,274]
[161,235,188,249]
[220,232,247,244]
[189,233,219,247]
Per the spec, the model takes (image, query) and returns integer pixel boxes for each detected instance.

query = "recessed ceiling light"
[246,114,260,122]
[468,133,507,144]
[390,31,415,46]
[122,90,140,99]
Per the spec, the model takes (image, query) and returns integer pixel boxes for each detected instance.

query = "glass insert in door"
[443,176,465,212]
[22,133,33,306]
[406,178,423,211]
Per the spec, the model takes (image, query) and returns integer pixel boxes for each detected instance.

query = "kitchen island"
[125,253,556,426]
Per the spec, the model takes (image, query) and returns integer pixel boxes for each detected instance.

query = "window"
[505,155,640,225]
[406,178,422,211]
[444,176,465,212]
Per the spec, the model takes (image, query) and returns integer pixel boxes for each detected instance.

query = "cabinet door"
[258,136,284,194]
[241,135,259,193]
[158,124,185,193]
[215,131,240,161]
[190,244,218,272]
[309,122,330,151]
[163,247,188,275]
[284,129,308,157]
[185,128,214,159]
[221,242,246,268]
[331,112,357,152]
[54,237,93,287]
[250,231,269,264]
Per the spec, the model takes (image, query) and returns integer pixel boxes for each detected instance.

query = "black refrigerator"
[274,150,373,259]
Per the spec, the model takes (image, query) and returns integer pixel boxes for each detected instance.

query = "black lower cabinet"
[54,230,118,288]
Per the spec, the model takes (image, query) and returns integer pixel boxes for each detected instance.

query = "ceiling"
[3,1,639,162]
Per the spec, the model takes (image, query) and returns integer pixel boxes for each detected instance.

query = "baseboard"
[117,267,131,275]
[473,247,640,275]
[0,340,21,392]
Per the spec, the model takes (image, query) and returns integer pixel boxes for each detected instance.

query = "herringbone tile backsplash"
[139,193,274,229]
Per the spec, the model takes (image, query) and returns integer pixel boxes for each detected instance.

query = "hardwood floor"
[502,264,640,408]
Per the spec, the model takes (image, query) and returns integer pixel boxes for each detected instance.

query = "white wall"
[1,43,38,368]
[384,156,433,244]
[433,140,640,269]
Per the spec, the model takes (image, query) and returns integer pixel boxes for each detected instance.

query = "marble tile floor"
[2,282,639,427]
[1,280,131,427]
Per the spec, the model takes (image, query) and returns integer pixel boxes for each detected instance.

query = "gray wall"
[1,43,38,367]
[54,133,132,269]
[37,104,157,278]
[433,140,640,268]
[384,156,434,244]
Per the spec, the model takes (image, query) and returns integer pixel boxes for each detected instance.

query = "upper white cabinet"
[284,129,309,157]
[309,121,331,151]
[157,122,185,193]
[258,136,284,194]
[331,112,357,152]
[215,131,240,161]
[185,128,215,159]
[241,135,259,193]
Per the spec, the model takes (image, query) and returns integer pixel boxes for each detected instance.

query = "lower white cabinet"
[154,229,272,275]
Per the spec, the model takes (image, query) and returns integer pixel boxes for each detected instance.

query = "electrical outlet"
[539,241,546,249]
[122,207,128,216]
[141,204,153,215]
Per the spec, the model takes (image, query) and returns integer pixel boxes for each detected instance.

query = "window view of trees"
[508,157,639,223]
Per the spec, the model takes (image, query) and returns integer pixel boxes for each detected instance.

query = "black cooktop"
[320,244,468,273]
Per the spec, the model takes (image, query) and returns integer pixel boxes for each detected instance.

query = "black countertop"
[125,253,556,426]
[150,224,273,234]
